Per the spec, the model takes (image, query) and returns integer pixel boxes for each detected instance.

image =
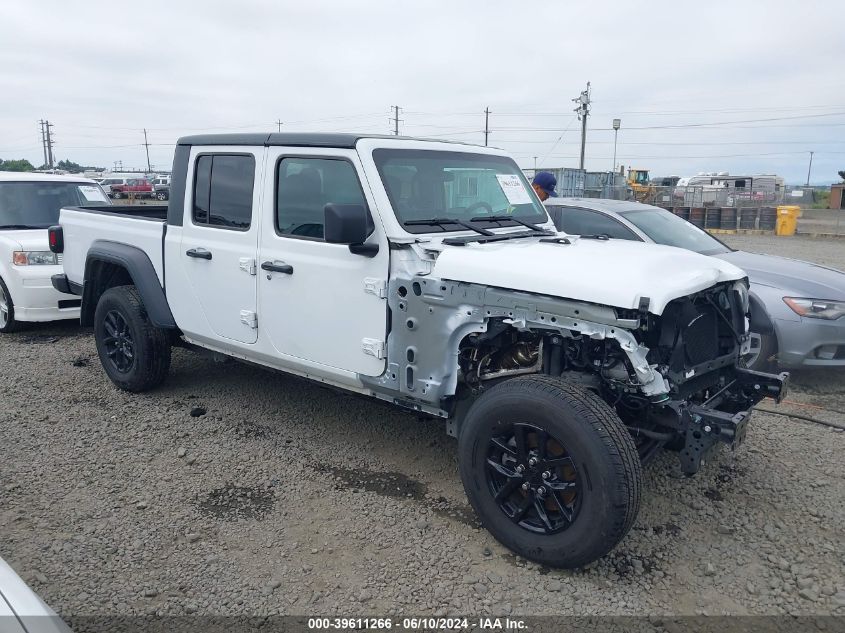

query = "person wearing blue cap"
[531,171,558,201]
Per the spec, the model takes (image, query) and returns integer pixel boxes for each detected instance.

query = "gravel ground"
[720,234,845,272]
[1,235,844,620]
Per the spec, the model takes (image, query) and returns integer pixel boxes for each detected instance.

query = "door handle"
[261,261,293,274]
[186,248,212,260]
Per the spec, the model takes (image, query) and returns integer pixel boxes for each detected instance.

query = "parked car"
[0,556,72,632]
[151,177,170,201]
[96,177,128,196]
[51,133,785,569]
[0,172,110,332]
[544,198,845,370]
[110,178,153,199]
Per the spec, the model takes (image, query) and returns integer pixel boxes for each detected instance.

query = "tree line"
[0,158,104,173]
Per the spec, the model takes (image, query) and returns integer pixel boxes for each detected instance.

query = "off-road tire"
[459,375,642,569]
[94,285,171,392]
[0,276,23,333]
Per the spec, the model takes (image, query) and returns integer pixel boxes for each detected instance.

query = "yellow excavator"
[626,168,655,202]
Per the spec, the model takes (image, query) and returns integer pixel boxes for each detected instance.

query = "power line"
[540,115,578,166]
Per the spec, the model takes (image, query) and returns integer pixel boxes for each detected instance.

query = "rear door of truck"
[165,146,263,345]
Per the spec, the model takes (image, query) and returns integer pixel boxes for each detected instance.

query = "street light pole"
[612,118,621,173]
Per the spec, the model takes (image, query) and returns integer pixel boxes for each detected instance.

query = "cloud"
[1,0,843,182]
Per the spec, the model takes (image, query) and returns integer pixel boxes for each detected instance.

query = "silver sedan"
[0,556,72,632]
[544,198,845,370]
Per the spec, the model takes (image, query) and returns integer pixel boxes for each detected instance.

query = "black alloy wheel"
[486,423,581,534]
[102,309,135,373]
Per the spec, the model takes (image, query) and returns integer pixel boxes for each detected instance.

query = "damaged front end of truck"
[364,270,788,476]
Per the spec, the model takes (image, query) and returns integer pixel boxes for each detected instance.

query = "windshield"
[372,149,548,233]
[0,182,110,229]
[619,207,730,255]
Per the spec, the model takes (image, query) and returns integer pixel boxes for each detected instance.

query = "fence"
[651,205,845,236]
[638,186,784,208]
[655,205,779,231]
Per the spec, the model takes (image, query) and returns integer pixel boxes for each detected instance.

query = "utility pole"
[572,82,591,170]
[143,129,152,173]
[806,151,814,186]
[390,106,401,136]
[38,120,48,168]
[612,118,621,172]
[44,120,54,169]
[276,119,283,133]
[484,107,491,146]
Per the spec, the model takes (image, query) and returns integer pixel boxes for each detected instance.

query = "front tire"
[458,375,642,569]
[742,331,778,372]
[111,190,122,199]
[0,277,23,333]
[94,285,171,392]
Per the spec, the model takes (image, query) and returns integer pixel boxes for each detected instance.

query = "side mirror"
[324,203,371,245]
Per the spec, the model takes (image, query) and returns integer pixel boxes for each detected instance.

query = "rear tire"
[94,285,171,392]
[0,276,23,333]
[459,375,642,569]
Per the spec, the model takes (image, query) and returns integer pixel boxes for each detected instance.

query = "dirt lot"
[1,234,844,620]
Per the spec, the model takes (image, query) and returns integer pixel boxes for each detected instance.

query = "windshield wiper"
[403,218,494,236]
[470,215,553,234]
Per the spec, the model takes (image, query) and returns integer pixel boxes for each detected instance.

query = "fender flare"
[82,240,176,329]
[748,292,775,336]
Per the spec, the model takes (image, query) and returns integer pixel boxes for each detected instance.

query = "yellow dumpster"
[775,205,801,236]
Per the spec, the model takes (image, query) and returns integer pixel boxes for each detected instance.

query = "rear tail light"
[48,226,64,253]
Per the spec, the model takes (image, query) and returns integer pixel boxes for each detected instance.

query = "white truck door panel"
[258,149,388,376]
[176,149,262,345]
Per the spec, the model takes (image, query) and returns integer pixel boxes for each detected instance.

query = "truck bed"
[59,205,168,287]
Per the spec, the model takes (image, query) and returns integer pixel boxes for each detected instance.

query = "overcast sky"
[1,0,843,183]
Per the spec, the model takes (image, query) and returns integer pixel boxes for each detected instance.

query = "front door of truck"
[258,148,388,376]
[179,150,261,345]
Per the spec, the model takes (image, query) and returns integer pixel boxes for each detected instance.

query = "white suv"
[0,172,110,332]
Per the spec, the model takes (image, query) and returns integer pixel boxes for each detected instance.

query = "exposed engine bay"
[456,281,788,473]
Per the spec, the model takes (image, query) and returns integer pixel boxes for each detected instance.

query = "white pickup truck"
[51,133,787,568]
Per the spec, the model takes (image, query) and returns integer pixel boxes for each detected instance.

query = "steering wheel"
[464,201,493,215]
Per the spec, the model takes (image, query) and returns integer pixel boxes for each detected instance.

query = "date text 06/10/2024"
[307,617,528,630]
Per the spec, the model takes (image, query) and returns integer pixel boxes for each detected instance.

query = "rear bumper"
[51,273,81,295]
[667,368,789,474]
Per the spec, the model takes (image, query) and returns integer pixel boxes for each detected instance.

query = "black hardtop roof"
[176,132,479,148]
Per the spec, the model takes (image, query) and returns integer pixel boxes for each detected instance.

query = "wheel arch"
[748,292,776,336]
[81,241,176,329]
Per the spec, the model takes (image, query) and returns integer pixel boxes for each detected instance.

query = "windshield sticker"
[79,185,107,202]
[495,174,533,205]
